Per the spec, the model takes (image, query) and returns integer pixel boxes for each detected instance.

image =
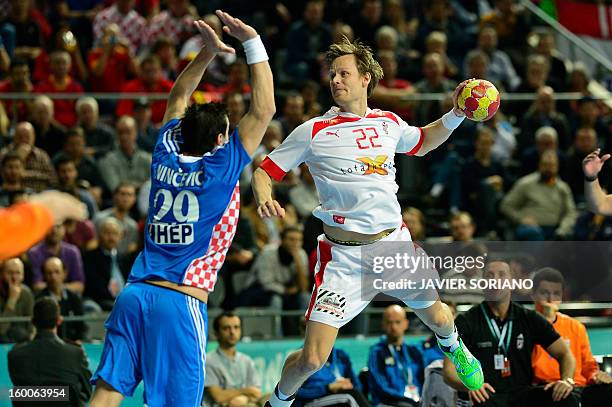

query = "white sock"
[436,326,460,352]
[269,385,294,407]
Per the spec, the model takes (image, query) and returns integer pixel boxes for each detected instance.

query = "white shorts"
[305,225,438,328]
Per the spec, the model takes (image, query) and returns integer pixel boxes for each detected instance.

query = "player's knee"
[297,352,325,375]
[228,395,250,407]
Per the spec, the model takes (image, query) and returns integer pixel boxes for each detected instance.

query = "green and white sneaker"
[440,338,484,391]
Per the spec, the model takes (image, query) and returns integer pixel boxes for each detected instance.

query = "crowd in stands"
[0,0,611,336]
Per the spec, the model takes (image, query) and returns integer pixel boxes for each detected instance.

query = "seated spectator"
[438,241,487,304]
[531,268,612,407]
[368,305,424,406]
[289,163,319,219]
[296,346,370,407]
[475,25,520,91]
[8,297,92,405]
[31,27,88,85]
[146,0,196,48]
[225,92,246,132]
[519,126,565,177]
[374,50,414,121]
[425,31,459,80]
[28,222,85,294]
[134,98,159,153]
[75,97,116,159]
[443,259,578,407]
[115,56,173,125]
[278,93,306,137]
[150,37,178,81]
[33,50,84,127]
[464,50,491,84]
[36,257,85,341]
[83,218,129,311]
[348,0,389,48]
[572,97,608,140]
[562,127,600,203]
[414,53,455,125]
[240,226,309,335]
[92,0,146,54]
[29,95,67,160]
[0,121,57,192]
[501,150,576,240]
[63,217,97,253]
[512,55,551,116]
[1,0,44,62]
[373,25,416,81]
[93,183,139,256]
[485,111,517,165]
[401,207,425,241]
[53,127,104,201]
[534,30,567,92]
[55,157,98,218]
[301,80,322,120]
[205,312,266,407]
[0,153,33,208]
[0,258,34,343]
[519,86,571,152]
[450,211,476,242]
[98,116,152,192]
[0,58,33,122]
[88,23,138,94]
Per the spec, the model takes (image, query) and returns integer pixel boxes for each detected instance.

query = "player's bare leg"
[89,379,124,407]
[413,300,484,390]
[267,321,338,406]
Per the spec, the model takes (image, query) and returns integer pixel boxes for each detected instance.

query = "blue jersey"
[128,118,251,291]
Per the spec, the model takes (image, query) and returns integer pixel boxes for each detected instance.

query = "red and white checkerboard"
[183,184,240,291]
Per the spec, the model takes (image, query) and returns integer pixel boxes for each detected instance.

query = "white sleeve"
[260,121,312,181]
[395,114,424,155]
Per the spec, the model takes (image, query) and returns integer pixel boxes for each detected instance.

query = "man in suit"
[8,297,92,406]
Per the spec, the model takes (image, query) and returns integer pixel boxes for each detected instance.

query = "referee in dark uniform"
[443,259,579,407]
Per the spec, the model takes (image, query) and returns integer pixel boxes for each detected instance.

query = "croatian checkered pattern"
[183,184,240,291]
[146,11,195,46]
[93,5,147,53]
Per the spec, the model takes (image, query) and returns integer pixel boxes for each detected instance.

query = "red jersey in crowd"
[115,78,173,124]
[34,77,84,127]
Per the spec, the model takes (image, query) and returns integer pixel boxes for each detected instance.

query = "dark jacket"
[8,331,92,406]
[82,247,130,310]
[35,288,86,341]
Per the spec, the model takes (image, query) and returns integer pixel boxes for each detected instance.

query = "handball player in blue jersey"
[89,11,275,407]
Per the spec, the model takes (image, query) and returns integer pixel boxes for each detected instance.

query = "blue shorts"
[91,282,208,406]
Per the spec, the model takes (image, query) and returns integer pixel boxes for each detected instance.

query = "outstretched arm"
[416,80,469,156]
[583,149,612,215]
[215,10,276,156]
[162,13,236,124]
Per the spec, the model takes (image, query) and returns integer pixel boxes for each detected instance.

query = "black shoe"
[264,402,272,407]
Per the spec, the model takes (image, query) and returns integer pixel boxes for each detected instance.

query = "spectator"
[146,0,196,47]
[240,226,309,335]
[0,153,33,207]
[83,218,129,311]
[374,50,414,121]
[534,31,567,92]
[29,95,67,159]
[0,121,57,192]
[562,127,600,203]
[284,0,332,84]
[134,98,159,153]
[572,97,607,139]
[0,58,33,122]
[53,127,105,200]
[296,346,370,407]
[33,50,84,127]
[425,31,459,80]
[88,22,138,94]
[116,56,173,125]
[278,93,306,137]
[28,222,85,294]
[414,53,455,125]
[373,25,416,82]
[402,207,425,241]
[368,304,424,406]
[513,55,550,116]
[531,267,612,406]
[8,297,92,406]
[485,111,517,164]
[501,150,576,240]
[301,80,323,119]
[289,163,319,219]
[207,58,252,96]
[225,92,246,132]
[204,312,266,407]
[93,183,139,256]
[0,258,33,343]
[63,216,97,253]
[55,157,98,218]
[150,37,178,81]
[75,97,116,159]
[36,256,86,341]
[449,211,476,242]
[98,116,152,192]
[348,0,390,48]
[464,50,490,83]
[1,0,43,62]
[475,25,520,91]
[519,126,564,177]
[519,86,571,152]
[443,259,578,407]
[438,241,487,304]
[415,0,467,64]
[92,0,146,54]
[31,27,88,85]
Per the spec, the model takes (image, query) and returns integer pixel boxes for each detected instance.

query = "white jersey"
[260,107,424,234]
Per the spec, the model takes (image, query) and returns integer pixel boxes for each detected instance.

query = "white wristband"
[242,35,268,65]
[441,109,465,131]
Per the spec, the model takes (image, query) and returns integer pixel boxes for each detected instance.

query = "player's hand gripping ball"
[457,79,500,122]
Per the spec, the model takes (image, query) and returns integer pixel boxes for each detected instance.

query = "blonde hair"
[326,36,384,97]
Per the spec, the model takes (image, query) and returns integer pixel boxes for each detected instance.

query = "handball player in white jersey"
[253,37,484,406]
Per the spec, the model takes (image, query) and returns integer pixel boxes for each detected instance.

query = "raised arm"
[415,80,469,156]
[583,149,612,215]
[162,13,236,124]
[216,11,276,156]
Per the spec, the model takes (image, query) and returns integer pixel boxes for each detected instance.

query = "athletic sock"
[269,385,295,407]
[436,325,460,352]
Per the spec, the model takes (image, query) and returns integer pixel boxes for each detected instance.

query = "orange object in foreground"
[0,202,53,261]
